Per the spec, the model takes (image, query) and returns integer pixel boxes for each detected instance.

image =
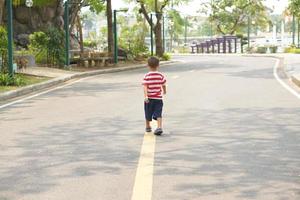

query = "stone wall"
[1,0,64,47]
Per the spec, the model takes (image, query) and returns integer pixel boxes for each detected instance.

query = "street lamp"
[64,0,70,67]
[6,0,14,77]
[26,0,33,30]
[113,8,128,64]
[25,0,33,7]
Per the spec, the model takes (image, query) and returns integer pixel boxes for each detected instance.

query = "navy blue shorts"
[144,99,163,121]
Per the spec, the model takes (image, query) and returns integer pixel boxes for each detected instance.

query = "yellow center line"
[131,124,157,200]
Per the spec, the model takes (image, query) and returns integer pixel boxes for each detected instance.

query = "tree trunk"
[0,0,4,25]
[106,0,113,54]
[154,17,164,57]
[76,15,84,54]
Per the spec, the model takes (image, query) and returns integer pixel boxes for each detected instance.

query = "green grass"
[0,74,49,93]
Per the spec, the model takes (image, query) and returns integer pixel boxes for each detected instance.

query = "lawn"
[0,74,49,93]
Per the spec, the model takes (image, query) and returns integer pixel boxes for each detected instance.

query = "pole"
[297,19,300,48]
[184,17,187,46]
[150,14,154,56]
[247,16,250,48]
[210,0,213,38]
[7,0,14,76]
[162,16,165,52]
[113,10,118,63]
[292,14,295,45]
[64,0,70,66]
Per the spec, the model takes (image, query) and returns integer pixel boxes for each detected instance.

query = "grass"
[0,74,49,93]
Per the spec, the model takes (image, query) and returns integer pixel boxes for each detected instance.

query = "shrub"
[284,46,300,54]
[269,46,278,53]
[256,47,267,54]
[0,73,25,86]
[161,53,171,61]
[83,40,97,49]
[29,31,48,64]
[0,26,8,73]
[29,27,65,67]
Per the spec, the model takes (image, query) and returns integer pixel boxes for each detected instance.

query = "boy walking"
[142,57,167,135]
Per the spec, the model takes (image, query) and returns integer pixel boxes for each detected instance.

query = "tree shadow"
[154,107,300,199]
[0,116,143,197]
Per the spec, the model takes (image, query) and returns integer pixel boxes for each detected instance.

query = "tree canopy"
[202,0,269,35]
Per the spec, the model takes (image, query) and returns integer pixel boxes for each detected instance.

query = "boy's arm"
[144,85,149,102]
[162,85,167,95]
[144,85,148,98]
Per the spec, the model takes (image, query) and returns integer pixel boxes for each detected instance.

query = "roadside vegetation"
[0,74,49,92]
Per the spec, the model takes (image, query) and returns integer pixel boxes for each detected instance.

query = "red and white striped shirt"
[142,71,166,99]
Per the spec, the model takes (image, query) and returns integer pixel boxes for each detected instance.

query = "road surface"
[0,56,300,200]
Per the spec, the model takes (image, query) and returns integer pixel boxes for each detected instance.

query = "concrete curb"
[291,75,300,88]
[0,61,176,102]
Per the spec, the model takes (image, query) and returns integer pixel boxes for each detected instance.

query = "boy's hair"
[148,57,160,68]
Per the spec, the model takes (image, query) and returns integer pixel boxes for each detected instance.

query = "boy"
[142,57,167,135]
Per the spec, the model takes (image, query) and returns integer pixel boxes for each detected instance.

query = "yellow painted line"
[131,125,157,200]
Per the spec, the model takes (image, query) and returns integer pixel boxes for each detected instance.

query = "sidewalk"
[280,54,300,87]
[22,66,78,78]
[0,61,174,102]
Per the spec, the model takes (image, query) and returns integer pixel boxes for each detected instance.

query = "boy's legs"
[145,100,154,131]
[157,117,162,129]
[153,100,163,134]
[146,120,151,128]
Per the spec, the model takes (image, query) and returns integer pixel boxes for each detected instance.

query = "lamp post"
[297,18,300,48]
[6,0,14,77]
[64,0,70,67]
[113,8,128,64]
[292,14,296,46]
[247,16,250,48]
[184,16,188,46]
[26,0,33,35]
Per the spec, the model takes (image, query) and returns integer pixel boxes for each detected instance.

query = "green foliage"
[118,15,149,58]
[256,47,267,54]
[0,26,8,73]
[289,0,300,17]
[29,28,65,67]
[203,0,269,35]
[269,46,278,53]
[87,0,105,14]
[83,40,97,48]
[0,74,25,86]
[167,9,185,41]
[47,27,65,66]
[285,47,300,53]
[29,31,48,64]
[161,53,171,61]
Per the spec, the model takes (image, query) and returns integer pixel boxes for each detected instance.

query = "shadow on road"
[155,107,300,199]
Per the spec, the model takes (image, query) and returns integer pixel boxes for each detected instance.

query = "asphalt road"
[0,56,300,200]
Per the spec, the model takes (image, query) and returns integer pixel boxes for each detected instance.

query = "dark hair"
[148,56,160,68]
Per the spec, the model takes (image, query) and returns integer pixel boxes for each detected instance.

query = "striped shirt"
[142,71,166,99]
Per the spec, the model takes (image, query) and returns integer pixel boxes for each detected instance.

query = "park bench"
[72,51,126,67]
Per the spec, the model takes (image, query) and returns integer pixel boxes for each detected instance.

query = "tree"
[167,9,185,47]
[288,0,300,17]
[0,0,4,25]
[201,0,269,35]
[106,0,113,54]
[134,0,188,57]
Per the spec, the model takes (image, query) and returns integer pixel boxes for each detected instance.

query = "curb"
[0,61,176,102]
[291,75,300,88]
